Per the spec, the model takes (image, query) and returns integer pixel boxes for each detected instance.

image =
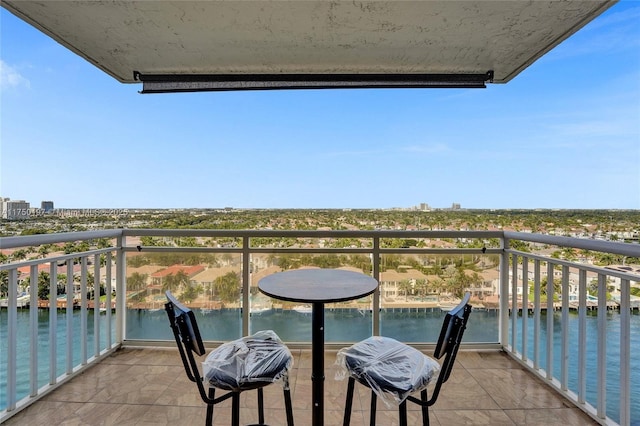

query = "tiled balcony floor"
[4,347,598,426]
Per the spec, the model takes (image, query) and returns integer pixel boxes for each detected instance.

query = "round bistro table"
[258,269,378,426]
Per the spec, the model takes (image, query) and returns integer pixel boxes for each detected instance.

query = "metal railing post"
[7,269,18,412]
[372,236,380,337]
[106,252,113,348]
[546,261,554,381]
[94,254,101,359]
[619,279,631,426]
[578,269,587,405]
[80,257,88,365]
[533,259,541,371]
[242,236,250,336]
[521,258,529,362]
[29,265,38,397]
[511,253,518,352]
[561,265,569,391]
[499,236,509,348]
[597,274,607,419]
[66,261,74,374]
[116,235,126,343]
[49,262,57,385]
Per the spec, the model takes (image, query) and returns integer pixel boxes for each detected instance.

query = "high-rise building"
[1,199,30,220]
[41,201,54,212]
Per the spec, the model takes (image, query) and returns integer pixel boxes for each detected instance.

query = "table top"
[258,269,378,304]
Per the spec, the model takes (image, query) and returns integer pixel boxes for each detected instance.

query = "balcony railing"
[1,229,638,425]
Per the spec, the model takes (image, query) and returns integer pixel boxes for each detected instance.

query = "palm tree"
[214,271,240,303]
[174,270,190,289]
[0,270,8,298]
[181,284,201,303]
[127,272,148,291]
[429,277,446,296]
[162,273,179,293]
[27,271,64,300]
[414,279,428,299]
[398,279,413,301]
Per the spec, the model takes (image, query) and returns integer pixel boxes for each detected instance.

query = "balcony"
[1,229,638,425]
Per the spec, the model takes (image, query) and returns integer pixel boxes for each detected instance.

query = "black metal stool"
[165,291,294,426]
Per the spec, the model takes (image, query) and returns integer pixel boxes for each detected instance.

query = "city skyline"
[1,3,639,210]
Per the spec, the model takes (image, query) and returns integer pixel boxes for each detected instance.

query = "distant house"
[192,266,239,288]
[379,268,429,299]
[249,265,283,287]
[16,263,86,297]
[149,264,205,289]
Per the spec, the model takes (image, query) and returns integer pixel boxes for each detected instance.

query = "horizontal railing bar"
[505,231,640,257]
[0,230,123,250]
[124,228,503,239]
[125,246,371,254]
[0,247,117,270]
[120,339,503,352]
[125,245,500,255]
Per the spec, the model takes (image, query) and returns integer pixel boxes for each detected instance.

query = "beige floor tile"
[134,405,206,425]
[433,409,516,425]
[89,364,181,405]
[3,401,79,425]
[469,368,567,409]
[73,402,152,425]
[426,368,501,410]
[457,350,519,370]
[3,348,598,426]
[504,407,600,425]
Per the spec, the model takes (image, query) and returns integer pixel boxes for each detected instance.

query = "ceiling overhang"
[2,1,616,91]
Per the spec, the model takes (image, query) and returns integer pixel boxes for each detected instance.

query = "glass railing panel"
[249,254,374,343]
[379,253,500,343]
[124,251,242,340]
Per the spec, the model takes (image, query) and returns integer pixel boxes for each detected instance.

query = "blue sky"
[1,3,639,210]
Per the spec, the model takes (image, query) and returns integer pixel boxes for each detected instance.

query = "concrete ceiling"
[2,0,615,89]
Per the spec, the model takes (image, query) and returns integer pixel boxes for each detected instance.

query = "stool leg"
[284,388,294,426]
[399,400,408,426]
[369,391,377,426]
[232,393,240,426]
[421,389,429,426]
[258,388,265,424]
[206,388,215,426]
[343,378,355,426]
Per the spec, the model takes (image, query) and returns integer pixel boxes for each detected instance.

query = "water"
[512,310,640,425]
[124,306,499,343]
[2,308,637,424]
[0,308,116,413]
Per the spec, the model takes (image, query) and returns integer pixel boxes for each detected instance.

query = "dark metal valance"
[133,71,494,93]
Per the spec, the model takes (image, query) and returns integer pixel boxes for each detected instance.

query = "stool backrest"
[428,292,472,402]
[165,290,213,397]
[165,290,206,356]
